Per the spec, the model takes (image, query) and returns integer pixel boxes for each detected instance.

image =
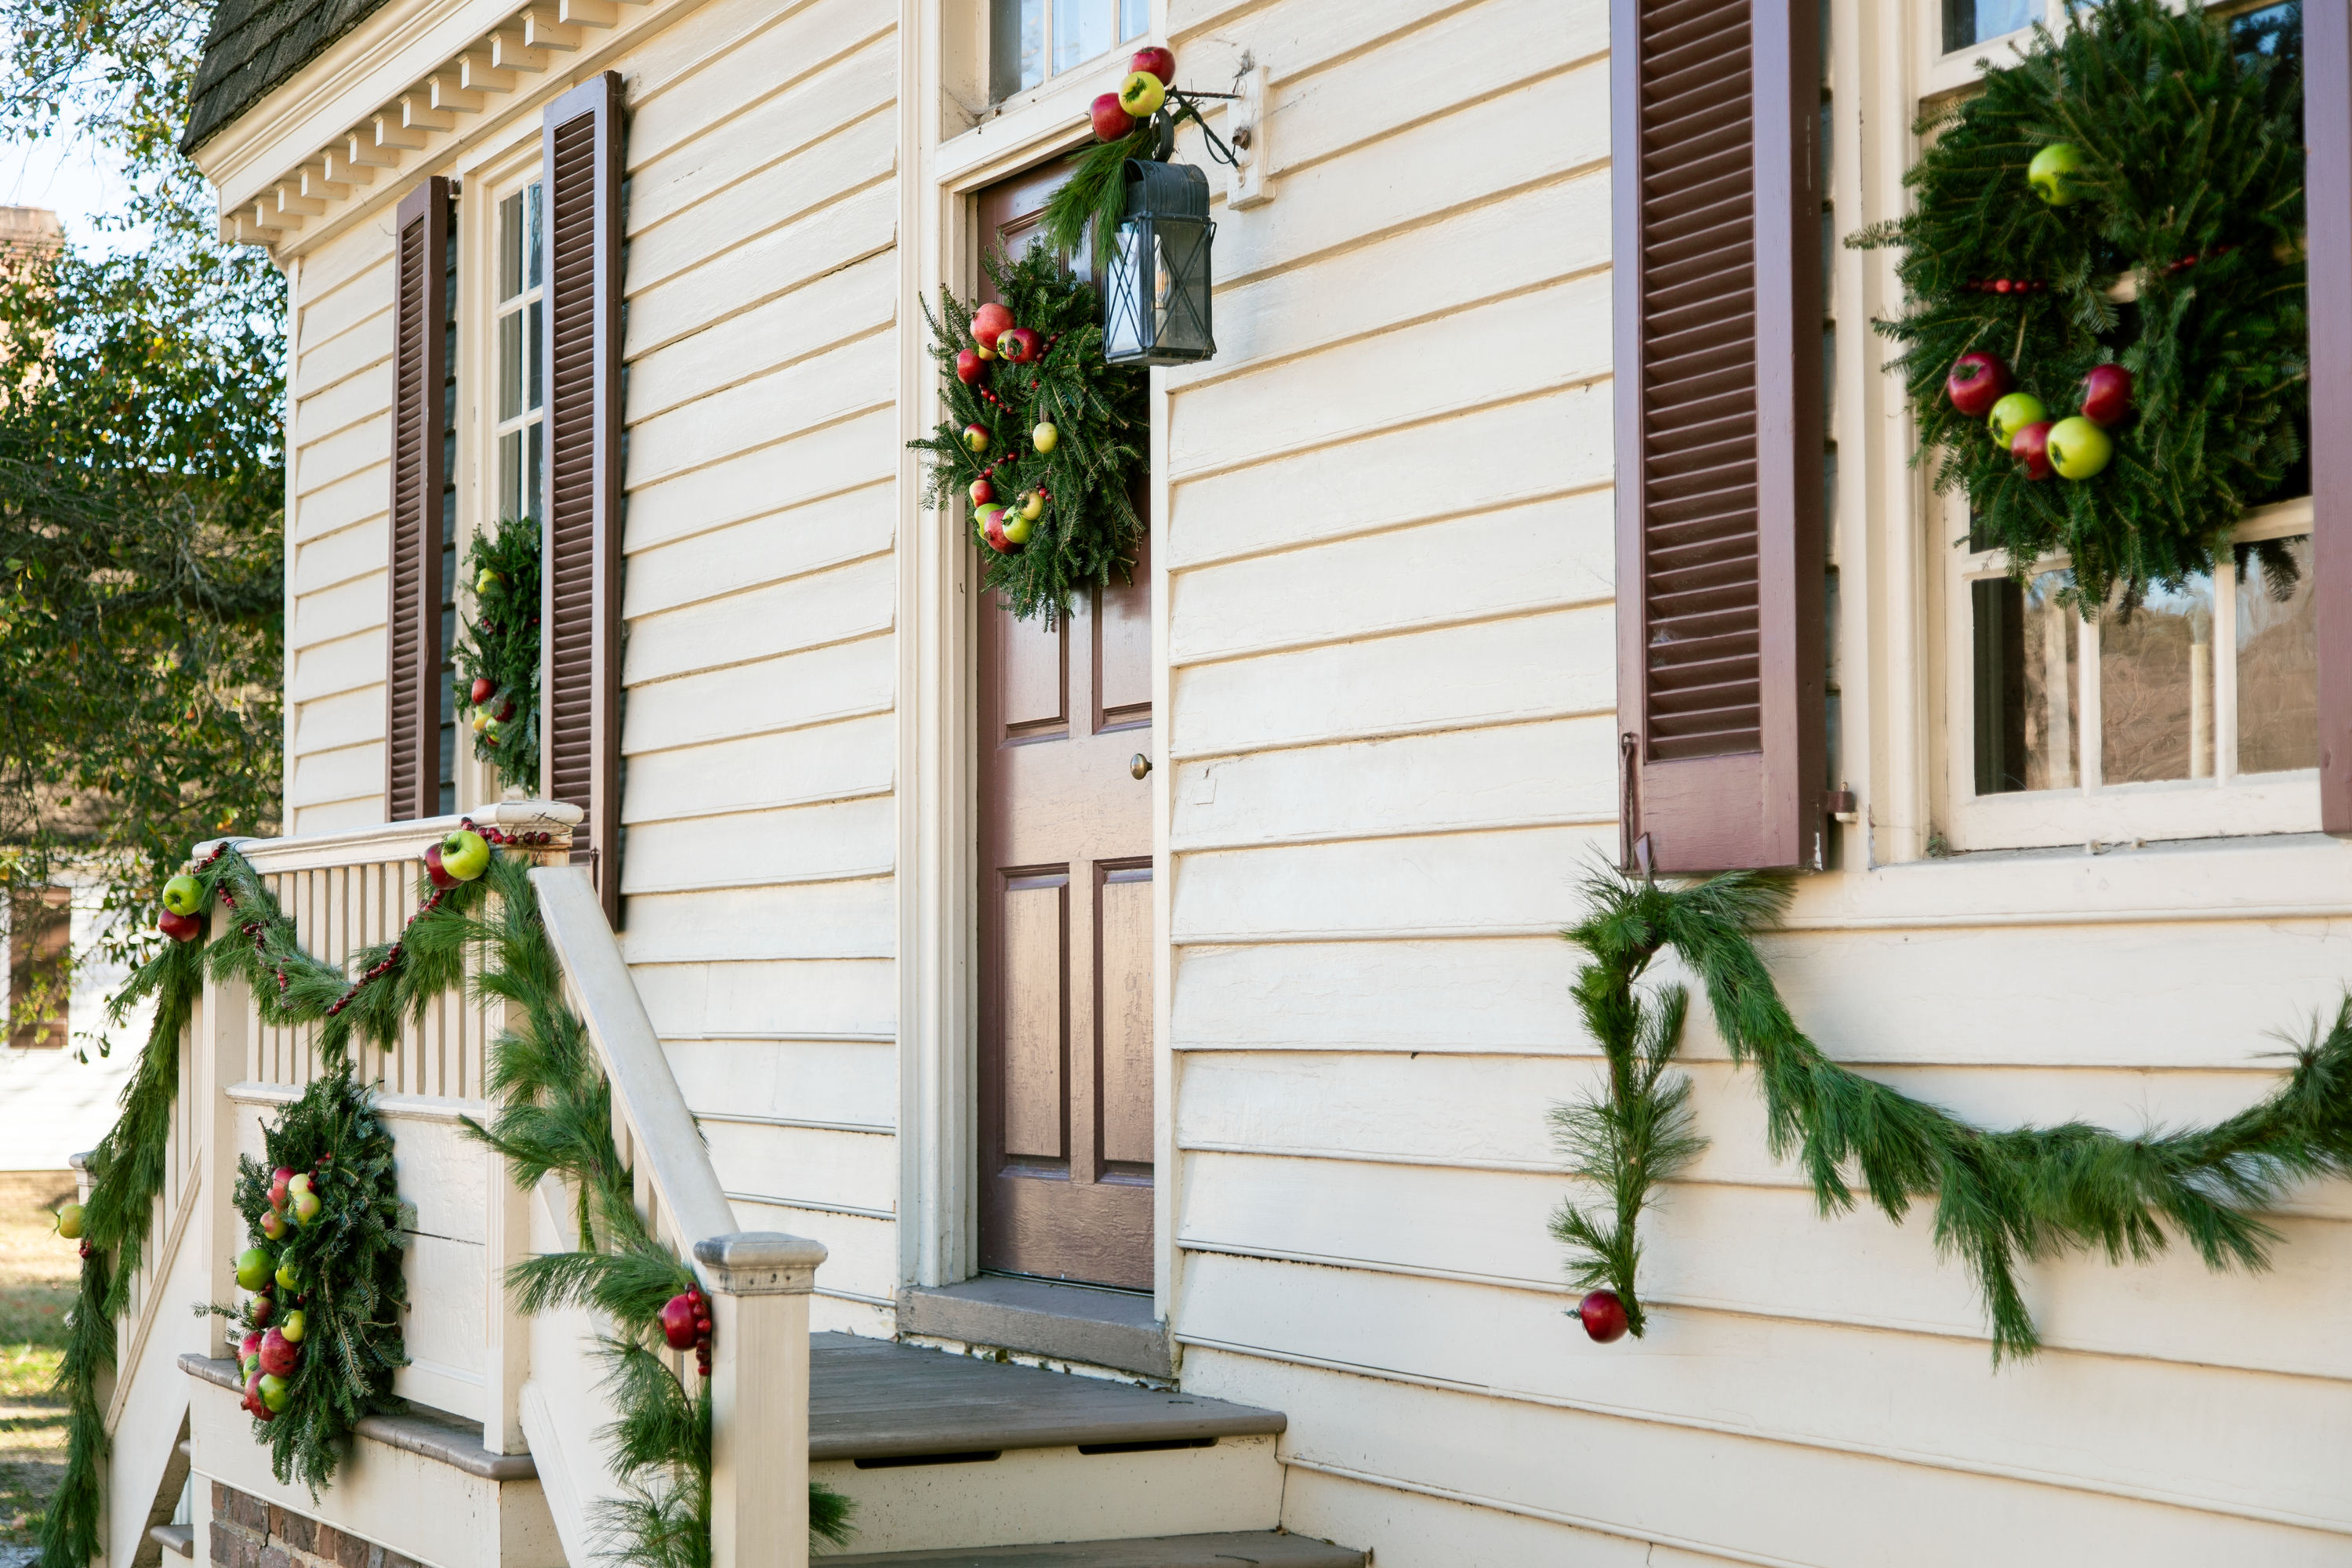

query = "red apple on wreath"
[971,302,1014,349]
[996,328,1041,365]
[956,349,985,385]
[2011,420,2056,481]
[1945,352,2011,419]
[2082,363,2133,426]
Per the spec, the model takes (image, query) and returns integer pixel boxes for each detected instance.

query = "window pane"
[2232,2,2300,64]
[1054,0,1118,76]
[2237,535,2318,775]
[499,309,523,423]
[524,182,543,291]
[1944,0,2038,53]
[1120,0,1145,43]
[991,0,1044,100]
[500,428,522,522]
[1972,568,2077,793]
[524,420,544,521]
[2100,573,2216,785]
[528,299,544,413]
[499,192,522,299]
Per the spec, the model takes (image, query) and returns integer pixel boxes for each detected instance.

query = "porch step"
[824,1532,1365,1567]
[811,1333,1282,1459]
[811,1334,1289,1556]
[147,1524,194,1559]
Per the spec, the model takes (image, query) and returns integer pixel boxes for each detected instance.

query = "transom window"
[988,0,1148,103]
[495,180,544,526]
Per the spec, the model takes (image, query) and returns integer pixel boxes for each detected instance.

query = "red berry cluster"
[2165,244,2233,276]
[1965,278,2049,294]
[463,818,560,848]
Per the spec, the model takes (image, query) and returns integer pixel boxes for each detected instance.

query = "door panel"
[976,158,1155,1289]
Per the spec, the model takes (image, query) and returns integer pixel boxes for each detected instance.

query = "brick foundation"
[208,1483,425,1568]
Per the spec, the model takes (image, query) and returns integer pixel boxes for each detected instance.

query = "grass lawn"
[0,1189,79,1553]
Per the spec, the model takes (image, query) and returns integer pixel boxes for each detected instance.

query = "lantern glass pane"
[1152,220,1214,357]
[1105,223,1145,359]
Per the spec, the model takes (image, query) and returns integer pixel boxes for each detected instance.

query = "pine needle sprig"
[450,516,543,793]
[1566,869,2352,1361]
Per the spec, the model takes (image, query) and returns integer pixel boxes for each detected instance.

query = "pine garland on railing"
[1559,871,2352,1361]
[42,829,851,1567]
[459,853,855,1559]
[36,932,205,1568]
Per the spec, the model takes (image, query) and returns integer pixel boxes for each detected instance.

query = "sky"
[0,117,144,255]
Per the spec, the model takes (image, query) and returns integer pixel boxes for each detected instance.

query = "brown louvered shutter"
[542,74,625,924]
[387,176,452,821]
[1613,0,1824,873]
[2310,9,2352,834]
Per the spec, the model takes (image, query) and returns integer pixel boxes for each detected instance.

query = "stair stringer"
[107,1200,208,1568]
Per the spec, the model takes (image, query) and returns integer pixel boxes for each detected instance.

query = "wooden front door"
[975,162,1155,1289]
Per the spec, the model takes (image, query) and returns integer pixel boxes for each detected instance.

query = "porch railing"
[136,803,824,1568]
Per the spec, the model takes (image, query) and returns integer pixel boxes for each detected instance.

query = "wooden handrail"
[195,800,582,873]
[528,865,739,1252]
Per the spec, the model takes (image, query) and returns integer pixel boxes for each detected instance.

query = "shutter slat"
[384,177,451,822]
[1613,0,1824,871]
[541,72,626,926]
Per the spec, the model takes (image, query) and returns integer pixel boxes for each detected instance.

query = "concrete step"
[823,1531,1365,1567]
[147,1524,194,1559]
[811,1334,1288,1556]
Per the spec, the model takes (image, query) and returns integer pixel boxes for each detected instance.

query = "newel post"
[694,1232,826,1568]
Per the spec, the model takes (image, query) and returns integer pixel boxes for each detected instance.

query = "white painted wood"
[620,634,895,755]
[622,878,896,963]
[631,956,897,1039]
[1280,1465,1646,1568]
[809,1436,1281,1556]
[1174,937,1579,1053]
[700,1119,896,1215]
[621,711,895,826]
[626,329,896,492]
[627,405,900,545]
[622,553,895,687]
[618,796,895,894]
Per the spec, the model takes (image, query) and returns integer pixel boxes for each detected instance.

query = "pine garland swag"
[36,934,205,1568]
[909,245,1148,625]
[41,843,850,1566]
[1560,869,2352,1361]
[1850,0,2308,611]
[452,517,544,795]
[208,1072,412,1494]
[458,853,855,1557]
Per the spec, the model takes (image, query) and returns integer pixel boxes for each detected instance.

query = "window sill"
[1788,828,2352,931]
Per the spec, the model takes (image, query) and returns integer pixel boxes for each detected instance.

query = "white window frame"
[489,170,546,532]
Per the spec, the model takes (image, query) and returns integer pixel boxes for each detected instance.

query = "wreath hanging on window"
[910,245,1149,625]
[1852,0,2307,612]
[452,516,542,794]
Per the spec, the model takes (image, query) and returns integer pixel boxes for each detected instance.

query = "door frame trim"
[895,0,1179,1320]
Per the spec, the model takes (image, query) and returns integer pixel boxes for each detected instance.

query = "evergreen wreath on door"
[1852,0,2307,612]
[911,245,1149,626]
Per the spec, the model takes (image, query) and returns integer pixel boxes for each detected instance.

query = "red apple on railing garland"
[2081,363,2132,426]
[1131,45,1175,84]
[955,349,986,385]
[971,302,1014,349]
[425,842,459,890]
[2011,419,2056,481]
[661,1292,701,1350]
[159,909,205,942]
[1945,351,2011,419]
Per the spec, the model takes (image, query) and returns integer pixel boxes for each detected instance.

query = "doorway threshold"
[898,1274,1171,1380]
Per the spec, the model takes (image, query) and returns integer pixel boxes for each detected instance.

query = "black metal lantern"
[1102,158,1216,367]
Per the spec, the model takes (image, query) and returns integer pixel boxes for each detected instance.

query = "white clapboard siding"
[630,246,896,423]
[619,797,895,895]
[620,635,895,755]
[627,405,899,544]
[1174,936,1581,1052]
[1169,390,1610,571]
[666,1038,896,1131]
[624,553,895,687]
[630,956,895,1043]
[1171,607,1617,760]
[1279,1467,1659,1568]
[626,481,895,619]
[286,220,395,832]
[621,712,895,826]
[1181,1346,2349,1566]
[701,1120,896,1216]
[730,1196,897,1302]
[622,878,896,964]
[1170,495,1613,667]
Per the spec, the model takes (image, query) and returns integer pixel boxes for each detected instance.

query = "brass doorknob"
[1131,753,1152,780]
